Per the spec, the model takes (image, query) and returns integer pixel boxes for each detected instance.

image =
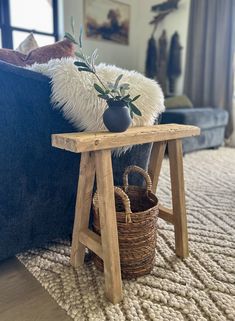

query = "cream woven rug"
[18,147,235,321]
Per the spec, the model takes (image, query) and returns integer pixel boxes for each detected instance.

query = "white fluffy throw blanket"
[28,58,165,134]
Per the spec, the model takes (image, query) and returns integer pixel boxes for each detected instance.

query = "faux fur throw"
[28,57,165,128]
[28,58,165,154]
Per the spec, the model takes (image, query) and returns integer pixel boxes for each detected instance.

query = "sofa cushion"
[182,127,226,153]
[161,107,229,129]
[0,38,75,67]
[165,95,193,109]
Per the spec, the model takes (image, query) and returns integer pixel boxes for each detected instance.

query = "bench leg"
[95,149,123,304]
[70,152,96,267]
[148,141,167,193]
[168,139,189,258]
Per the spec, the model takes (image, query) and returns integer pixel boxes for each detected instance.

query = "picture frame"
[84,0,130,45]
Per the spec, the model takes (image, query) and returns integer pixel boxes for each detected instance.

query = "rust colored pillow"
[0,38,75,67]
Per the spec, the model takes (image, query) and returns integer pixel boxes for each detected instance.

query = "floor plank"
[0,257,72,321]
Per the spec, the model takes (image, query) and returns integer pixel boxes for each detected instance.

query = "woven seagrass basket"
[92,165,159,279]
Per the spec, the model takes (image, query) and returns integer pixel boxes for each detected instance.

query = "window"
[0,0,58,49]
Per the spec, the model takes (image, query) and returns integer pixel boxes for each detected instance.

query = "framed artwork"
[84,0,130,45]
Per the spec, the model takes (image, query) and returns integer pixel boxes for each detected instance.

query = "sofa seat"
[161,107,229,153]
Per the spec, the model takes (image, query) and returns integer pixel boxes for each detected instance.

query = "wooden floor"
[0,257,72,321]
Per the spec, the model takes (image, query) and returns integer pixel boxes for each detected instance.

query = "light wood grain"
[52,124,200,153]
[95,149,123,304]
[52,124,200,303]
[79,229,103,259]
[148,141,167,193]
[70,152,96,267]
[158,205,174,224]
[168,139,189,258]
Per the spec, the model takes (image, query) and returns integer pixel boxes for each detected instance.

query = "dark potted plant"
[65,21,142,132]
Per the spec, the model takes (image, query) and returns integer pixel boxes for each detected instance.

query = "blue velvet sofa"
[0,60,152,261]
[161,107,229,153]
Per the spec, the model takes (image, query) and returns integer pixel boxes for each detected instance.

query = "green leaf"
[71,16,75,35]
[107,82,114,89]
[130,103,142,116]
[74,61,88,68]
[123,99,131,104]
[78,67,94,73]
[120,83,130,90]
[120,86,126,96]
[79,25,83,48]
[114,74,123,90]
[122,95,131,104]
[90,48,98,72]
[131,94,141,102]
[111,88,119,94]
[64,32,78,44]
[75,51,85,60]
[94,83,105,94]
[130,109,134,119]
[98,94,109,100]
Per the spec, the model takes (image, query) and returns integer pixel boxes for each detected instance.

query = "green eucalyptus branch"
[94,73,114,96]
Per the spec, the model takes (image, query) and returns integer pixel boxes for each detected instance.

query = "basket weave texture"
[93,165,159,279]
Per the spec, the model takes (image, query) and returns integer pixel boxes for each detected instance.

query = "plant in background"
[65,18,142,130]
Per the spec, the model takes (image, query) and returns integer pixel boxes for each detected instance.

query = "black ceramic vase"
[103,100,132,132]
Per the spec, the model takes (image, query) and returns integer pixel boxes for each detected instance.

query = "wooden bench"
[52,124,200,304]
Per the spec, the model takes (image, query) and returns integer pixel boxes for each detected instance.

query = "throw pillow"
[25,38,75,65]
[16,33,38,54]
[0,38,75,67]
[164,95,193,109]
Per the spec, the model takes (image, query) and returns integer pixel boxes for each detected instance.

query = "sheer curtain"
[229,97,235,146]
[184,0,235,145]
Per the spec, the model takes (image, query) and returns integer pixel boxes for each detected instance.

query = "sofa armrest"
[0,60,49,83]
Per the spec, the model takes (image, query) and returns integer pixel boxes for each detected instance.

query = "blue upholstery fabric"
[0,60,152,261]
[182,127,227,153]
[162,108,228,129]
[161,107,229,153]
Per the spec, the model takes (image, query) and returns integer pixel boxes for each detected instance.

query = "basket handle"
[114,187,132,223]
[123,165,152,193]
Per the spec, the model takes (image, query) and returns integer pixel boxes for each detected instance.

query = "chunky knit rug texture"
[18,148,235,321]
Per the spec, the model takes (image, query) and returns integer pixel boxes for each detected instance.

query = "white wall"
[62,0,140,70]
[61,0,191,94]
